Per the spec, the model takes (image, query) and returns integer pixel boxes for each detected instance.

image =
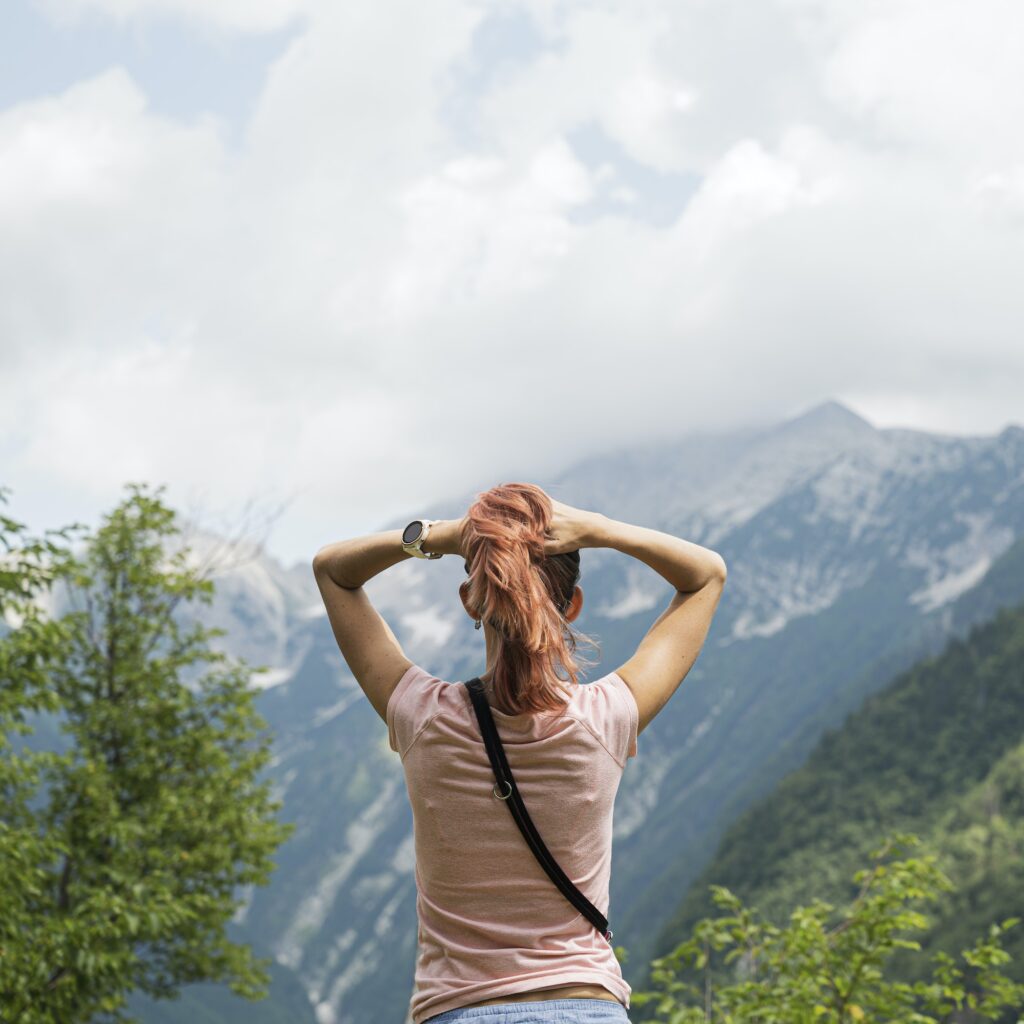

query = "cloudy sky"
[3,0,1022,568]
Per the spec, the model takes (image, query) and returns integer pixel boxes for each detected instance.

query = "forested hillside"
[645,594,1024,1004]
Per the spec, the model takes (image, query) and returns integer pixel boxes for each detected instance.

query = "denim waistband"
[422,996,630,1023]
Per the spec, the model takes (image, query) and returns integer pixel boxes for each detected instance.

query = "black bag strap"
[462,677,613,944]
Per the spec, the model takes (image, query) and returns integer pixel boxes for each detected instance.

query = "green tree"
[0,483,294,1023]
[630,835,1024,1024]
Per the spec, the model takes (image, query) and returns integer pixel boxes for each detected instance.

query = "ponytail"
[460,483,600,715]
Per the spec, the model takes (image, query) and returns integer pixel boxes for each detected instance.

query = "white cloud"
[820,0,1024,164]
[673,127,846,261]
[0,67,230,366]
[971,165,1024,219]
[383,136,596,317]
[37,0,305,33]
[3,0,1024,565]
[476,6,702,172]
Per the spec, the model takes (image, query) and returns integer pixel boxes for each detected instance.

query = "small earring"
[475,619,482,630]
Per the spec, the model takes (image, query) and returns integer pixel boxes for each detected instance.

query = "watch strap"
[403,519,443,559]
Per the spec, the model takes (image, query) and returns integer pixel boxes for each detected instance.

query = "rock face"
[168,400,1024,1023]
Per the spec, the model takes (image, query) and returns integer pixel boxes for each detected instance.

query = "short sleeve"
[580,671,639,766]
[386,663,438,758]
[605,671,639,762]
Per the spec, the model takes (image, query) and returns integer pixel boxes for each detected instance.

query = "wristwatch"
[402,519,444,559]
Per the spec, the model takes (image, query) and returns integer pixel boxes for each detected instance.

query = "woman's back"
[387,662,639,1024]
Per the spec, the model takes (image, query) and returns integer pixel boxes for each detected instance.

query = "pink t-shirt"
[387,663,639,1024]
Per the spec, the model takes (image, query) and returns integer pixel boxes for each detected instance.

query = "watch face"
[403,521,425,545]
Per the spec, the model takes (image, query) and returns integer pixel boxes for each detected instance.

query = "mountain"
[639,586,1024,1018]
[115,398,1024,1023]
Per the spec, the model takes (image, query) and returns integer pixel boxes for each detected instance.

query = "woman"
[312,483,727,1024]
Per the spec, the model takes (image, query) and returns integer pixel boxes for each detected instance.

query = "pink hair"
[460,483,600,715]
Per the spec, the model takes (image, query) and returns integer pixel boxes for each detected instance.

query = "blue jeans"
[422,997,632,1023]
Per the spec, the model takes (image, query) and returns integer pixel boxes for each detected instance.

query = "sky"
[2,0,1023,569]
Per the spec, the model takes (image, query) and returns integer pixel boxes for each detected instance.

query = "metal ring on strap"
[492,779,512,800]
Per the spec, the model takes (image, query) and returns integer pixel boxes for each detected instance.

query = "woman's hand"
[543,499,606,555]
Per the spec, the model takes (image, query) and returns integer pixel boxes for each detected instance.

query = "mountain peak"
[779,399,876,436]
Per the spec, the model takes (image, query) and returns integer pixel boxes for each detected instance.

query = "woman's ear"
[564,585,584,623]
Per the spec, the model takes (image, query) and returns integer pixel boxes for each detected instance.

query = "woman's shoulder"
[391,666,637,764]
[571,671,639,765]
[387,663,448,756]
